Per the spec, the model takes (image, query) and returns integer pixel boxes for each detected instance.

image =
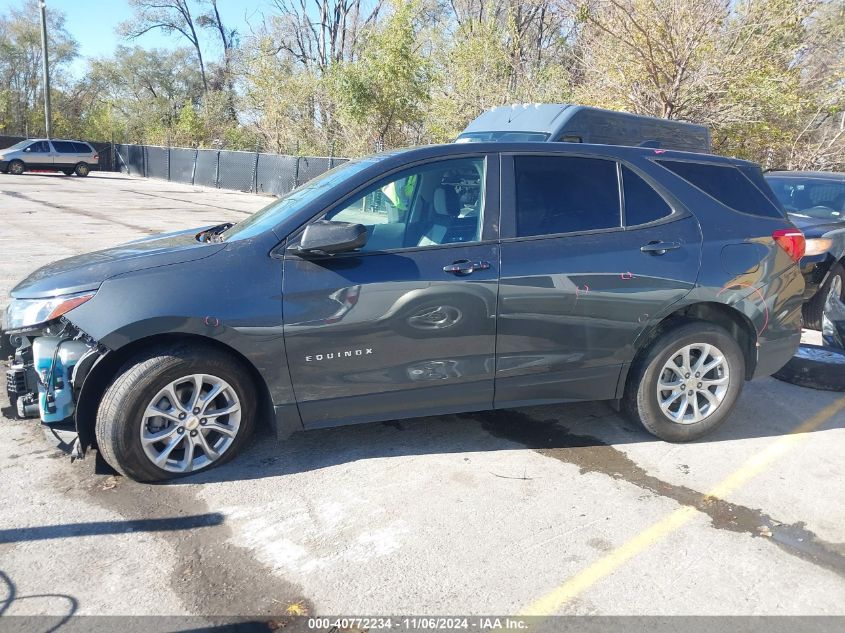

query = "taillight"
[93,153,99,160]
[772,229,805,262]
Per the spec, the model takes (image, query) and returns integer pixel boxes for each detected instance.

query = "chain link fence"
[0,135,346,197]
[114,144,348,196]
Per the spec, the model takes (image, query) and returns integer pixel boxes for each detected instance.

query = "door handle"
[443,259,491,275]
[640,240,681,255]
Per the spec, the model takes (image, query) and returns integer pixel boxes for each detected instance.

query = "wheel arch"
[75,332,275,452]
[627,301,758,390]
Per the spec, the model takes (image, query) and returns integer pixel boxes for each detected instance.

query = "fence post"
[294,156,300,189]
[166,145,171,181]
[252,145,260,194]
[191,148,198,186]
[143,145,147,178]
[214,151,220,189]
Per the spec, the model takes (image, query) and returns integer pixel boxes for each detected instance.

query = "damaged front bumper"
[4,318,106,458]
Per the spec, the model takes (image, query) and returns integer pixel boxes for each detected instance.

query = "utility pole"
[39,0,52,139]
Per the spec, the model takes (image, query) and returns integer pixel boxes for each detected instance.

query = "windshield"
[1,140,34,153]
[222,158,376,241]
[766,176,845,221]
[455,131,549,143]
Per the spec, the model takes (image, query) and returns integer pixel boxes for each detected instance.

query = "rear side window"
[622,166,673,225]
[72,142,91,153]
[657,159,782,218]
[52,141,77,153]
[514,156,620,237]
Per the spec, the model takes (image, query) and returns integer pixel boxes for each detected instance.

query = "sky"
[0,0,273,76]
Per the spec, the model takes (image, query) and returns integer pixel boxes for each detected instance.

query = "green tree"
[331,1,433,152]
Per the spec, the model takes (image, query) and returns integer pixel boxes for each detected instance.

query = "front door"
[495,153,702,406]
[283,155,500,428]
[22,140,53,169]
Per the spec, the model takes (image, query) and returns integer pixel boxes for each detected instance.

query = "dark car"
[765,170,845,330]
[456,104,711,153]
[4,143,804,482]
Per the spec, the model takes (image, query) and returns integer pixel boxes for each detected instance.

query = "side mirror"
[24,147,31,152]
[295,220,368,256]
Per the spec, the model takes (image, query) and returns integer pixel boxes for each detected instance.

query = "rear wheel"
[74,162,90,177]
[8,160,24,175]
[623,321,745,442]
[802,263,845,331]
[95,344,256,482]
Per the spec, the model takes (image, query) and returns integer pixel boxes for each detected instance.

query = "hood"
[11,225,227,299]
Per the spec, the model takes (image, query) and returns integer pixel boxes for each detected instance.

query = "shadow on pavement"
[0,513,224,545]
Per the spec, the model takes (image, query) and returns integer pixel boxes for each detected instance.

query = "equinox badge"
[306,348,374,362]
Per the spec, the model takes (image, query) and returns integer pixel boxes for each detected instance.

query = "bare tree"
[268,0,384,71]
[121,0,209,93]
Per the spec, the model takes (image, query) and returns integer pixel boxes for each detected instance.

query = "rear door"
[50,140,80,168]
[282,154,500,427]
[495,152,702,407]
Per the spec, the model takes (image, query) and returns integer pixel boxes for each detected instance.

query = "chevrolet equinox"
[4,143,805,481]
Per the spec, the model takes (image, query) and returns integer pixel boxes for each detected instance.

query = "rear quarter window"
[657,159,783,218]
[72,142,92,153]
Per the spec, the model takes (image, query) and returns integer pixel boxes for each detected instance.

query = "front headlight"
[4,291,95,331]
[804,238,833,257]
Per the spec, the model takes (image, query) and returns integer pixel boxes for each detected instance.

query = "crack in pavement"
[462,409,845,578]
[4,190,159,235]
[128,189,257,215]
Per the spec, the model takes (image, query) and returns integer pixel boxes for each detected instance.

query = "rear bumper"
[753,330,801,378]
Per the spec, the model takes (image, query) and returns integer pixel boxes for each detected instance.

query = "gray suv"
[4,143,805,482]
[0,139,99,177]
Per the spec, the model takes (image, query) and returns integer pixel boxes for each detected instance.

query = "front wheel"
[95,344,256,482]
[623,321,745,442]
[8,160,24,175]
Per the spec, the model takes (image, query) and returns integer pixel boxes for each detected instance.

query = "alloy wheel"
[656,343,730,424]
[140,374,242,473]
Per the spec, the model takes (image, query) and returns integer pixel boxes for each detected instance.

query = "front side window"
[622,165,673,225]
[325,157,485,252]
[513,155,620,237]
[27,141,50,153]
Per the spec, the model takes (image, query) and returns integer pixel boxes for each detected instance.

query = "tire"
[773,344,845,391]
[623,320,746,442]
[74,162,90,177]
[95,344,256,482]
[802,263,845,331]
[8,160,24,175]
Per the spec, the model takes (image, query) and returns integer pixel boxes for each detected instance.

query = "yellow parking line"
[520,396,845,617]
